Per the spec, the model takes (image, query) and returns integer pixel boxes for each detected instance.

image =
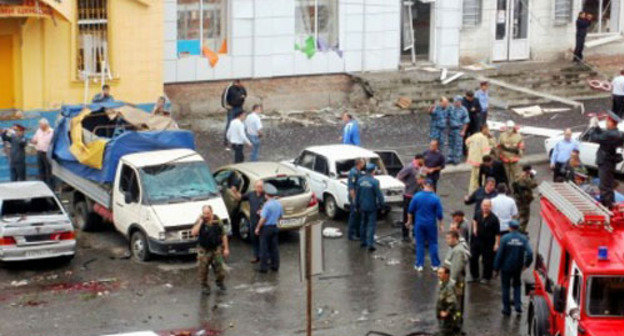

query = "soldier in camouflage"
[512,165,538,234]
[444,231,470,332]
[498,120,524,185]
[447,95,470,164]
[436,266,461,336]
[429,97,451,150]
[191,205,230,295]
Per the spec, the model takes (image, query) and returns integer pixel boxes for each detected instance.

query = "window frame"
[176,0,229,57]
[294,0,339,50]
[462,0,482,28]
[296,151,317,171]
[313,155,329,176]
[119,164,140,203]
[586,275,624,317]
[76,0,111,79]
[553,0,573,26]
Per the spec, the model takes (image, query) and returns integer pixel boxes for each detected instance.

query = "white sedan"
[544,121,624,170]
[282,144,405,219]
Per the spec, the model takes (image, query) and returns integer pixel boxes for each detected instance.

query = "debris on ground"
[512,105,544,118]
[395,97,412,110]
[45,278,120,294]
[462,62,497,71]
[385,259,401,266]
[441,72,464,85]
[322,227,343,238]
[10,280,29,287]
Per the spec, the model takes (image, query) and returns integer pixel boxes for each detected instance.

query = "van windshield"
[1,197,63,218]
[587,276,624,317]
[140,161,219,204]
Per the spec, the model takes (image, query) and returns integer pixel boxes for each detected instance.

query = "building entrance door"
[401,0,431,63]
[584,0,621,34]
[0,35,15,109]
[492,0,530,61]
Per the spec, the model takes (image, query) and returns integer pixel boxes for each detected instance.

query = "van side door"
[113,164,143,236]
[565,262,582,336]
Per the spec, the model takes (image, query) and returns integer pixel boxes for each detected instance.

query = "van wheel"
[238,215,252,242]
[130,231,151,262]
[73,201,100,231]
[324,195,339,220]
[528,297,551,336]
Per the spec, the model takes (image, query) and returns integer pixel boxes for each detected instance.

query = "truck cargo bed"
[52,160,111,209]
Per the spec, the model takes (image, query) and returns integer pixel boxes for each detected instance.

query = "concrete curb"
[441,153,549,175]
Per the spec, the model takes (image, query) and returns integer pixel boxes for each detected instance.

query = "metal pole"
[305,224,312,336]
[599,0,603,33]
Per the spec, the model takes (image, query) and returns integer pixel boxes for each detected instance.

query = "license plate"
[25,250,51,258]
[279,217,305,227]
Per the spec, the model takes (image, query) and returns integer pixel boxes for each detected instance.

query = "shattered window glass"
[1,197,62,217]
[140,161,219,204]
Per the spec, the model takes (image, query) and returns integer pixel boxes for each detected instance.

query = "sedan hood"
[376,175,405,190]
[150,198,230,227]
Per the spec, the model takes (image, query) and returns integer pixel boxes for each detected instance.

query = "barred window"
[463,0,482,28]
[77,0,110,79]
[177,0,228,56]
[554,0,573,25]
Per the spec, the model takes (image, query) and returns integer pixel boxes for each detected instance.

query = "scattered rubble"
[322,227,343,238]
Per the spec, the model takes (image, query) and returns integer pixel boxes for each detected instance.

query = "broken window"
[177,0,228,56]
[77,0,110,79]
[1,197,62,217]
[119,164,140,203]
[463,0,482,28]
[295,0,339,51]
[554,0,573,25]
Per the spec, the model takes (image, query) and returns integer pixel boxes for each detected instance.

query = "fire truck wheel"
[528,297,551,336]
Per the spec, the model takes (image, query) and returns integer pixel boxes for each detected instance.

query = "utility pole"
[305,223,312,336]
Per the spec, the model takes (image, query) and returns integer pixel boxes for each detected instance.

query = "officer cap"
[453,95,463,102]
[509,220,520,229]
[263,183,278,196]
[365,163,376,172]
[606,110,621,123]
[522,164,532,172]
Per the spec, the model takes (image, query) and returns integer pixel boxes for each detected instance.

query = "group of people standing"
[222,80,264,163]
[2,118,54,185]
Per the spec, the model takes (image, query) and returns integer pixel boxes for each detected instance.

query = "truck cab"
[528,181,624,336]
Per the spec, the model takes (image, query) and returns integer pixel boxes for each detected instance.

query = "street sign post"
[299,221,324,336]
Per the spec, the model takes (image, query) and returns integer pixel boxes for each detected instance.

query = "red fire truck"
[527,181,624,336]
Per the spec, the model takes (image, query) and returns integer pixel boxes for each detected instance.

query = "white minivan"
[0,181,76,262]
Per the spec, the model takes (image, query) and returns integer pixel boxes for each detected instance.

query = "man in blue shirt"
[429,97,450,150]
[550,128,579,181]
[494,220,533,316]
[406,179,444,271]
[340,113,361,146]
[348,159,366,241]
[355,164,385,251]
[475,81,489,126]
[448,96,470,164]
[91,84,114,103]
[255,183,284,273]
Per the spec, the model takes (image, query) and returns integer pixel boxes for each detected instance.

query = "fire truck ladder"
[538,181,613,230]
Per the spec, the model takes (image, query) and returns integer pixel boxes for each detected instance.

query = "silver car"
[0,181,75,262]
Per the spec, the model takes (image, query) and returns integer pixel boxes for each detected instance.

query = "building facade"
[0,0,163,110]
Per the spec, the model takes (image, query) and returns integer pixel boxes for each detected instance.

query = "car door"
[310,154,330,197]
[564,262,582,336]
[373,150,404,177]
[294,151,320,197]
[113,164,143,234]
[213,169,244,216]
[577,130,599,168]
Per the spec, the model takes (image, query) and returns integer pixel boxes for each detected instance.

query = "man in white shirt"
[30,118,54,186]
[612,69,624,117]
[490,183,518,236]
[245,104,264,162]
[226,110,252,163]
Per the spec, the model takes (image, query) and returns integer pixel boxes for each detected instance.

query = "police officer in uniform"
[494,220,533,316]
[448,96,470,164]
[444,230,470,331]
[512,165,538,234]
[348,159,366,241]
[436,266,460,336]
[429,97,451,150]
[588,112,624,208]
[191,205,230,295]
[1,124,28,181]
[356,163,385,252]
[255,183,284,273]
[498,120,524,185]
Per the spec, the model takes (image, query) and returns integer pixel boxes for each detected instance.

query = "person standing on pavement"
[222,80,247,147]
[191,205,230,295]
[397,155,425,241]
[512,165,538,234]
[449,210,470,242]
[436,266,460,336]
[448,96,470,165]
[444,230,470,332]
[478,155,508,189]
[490,184,518,236]
[498,120,524,185]
[356,164,385,252]
[91,84,114,103]
[429,97,451,150]
[462,91,482,142]
[464,177,498,216]
[245,104,264,162]
[1,124,28,181]
[340,113,361,146]
[466,125,493,193]
[470,199,500,283]
[550,128,579,181]
[587,112,624,208]
[494,220,533,316]
[573,12,592,63]
[423,140,446,191]
[475,81,490,126]
[235,180,265,263]
[226,110,252,163]
[255,183,283,273]
[347,159,366,241]
[31,119,54,186]
[612,69,624,117]
[406,179,444,272]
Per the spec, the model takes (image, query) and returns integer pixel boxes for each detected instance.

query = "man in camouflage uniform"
[191,205,230,295]
[498,120,524,185]
[447,96,470,164]
[429,97,451,150]
[436,266,461,336]
[512,165,537,234]
[444,231,470,332]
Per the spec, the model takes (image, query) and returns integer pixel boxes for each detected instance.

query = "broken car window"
[1,197,62,218]
[141,161,219,204]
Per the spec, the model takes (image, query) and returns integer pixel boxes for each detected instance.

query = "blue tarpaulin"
[51,103,195,184]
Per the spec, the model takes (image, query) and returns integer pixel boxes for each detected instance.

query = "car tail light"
[0,236,17,245]
[308,194,318,207]
[51,231,75,241]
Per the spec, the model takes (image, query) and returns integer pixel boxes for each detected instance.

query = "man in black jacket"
[462,91,482,155]
[478,155,508,188]
[588,112,624,208]
[222,80,247,146]
[573,12,592,63]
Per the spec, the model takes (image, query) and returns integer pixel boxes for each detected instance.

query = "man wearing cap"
[448,96,470,165]
[31,118,54,186]
[428,97,451,150]
[550,128,579,181]
[226,110,252,163]
[611,69,624,117]
[355,164,385,251]
[466,125,493,193]
[396,155,425,241]
[406,179,444,272]
[475,82,490,126]
[255,183,283,273]
[512,165,537,234]
[1,124,28,181]
[588,112,624,208]
[494,220,533,316]
[498,121,524,184]
[347,159,366,241]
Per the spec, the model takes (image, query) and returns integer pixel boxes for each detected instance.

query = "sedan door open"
[373,150,405,177]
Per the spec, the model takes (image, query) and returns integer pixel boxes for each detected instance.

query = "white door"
[493,0,530,61]
[565,262,582,336]
[295,151,323,199]
[112,164,143,234]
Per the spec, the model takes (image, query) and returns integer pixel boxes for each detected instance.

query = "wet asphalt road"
[0,100,610,336]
